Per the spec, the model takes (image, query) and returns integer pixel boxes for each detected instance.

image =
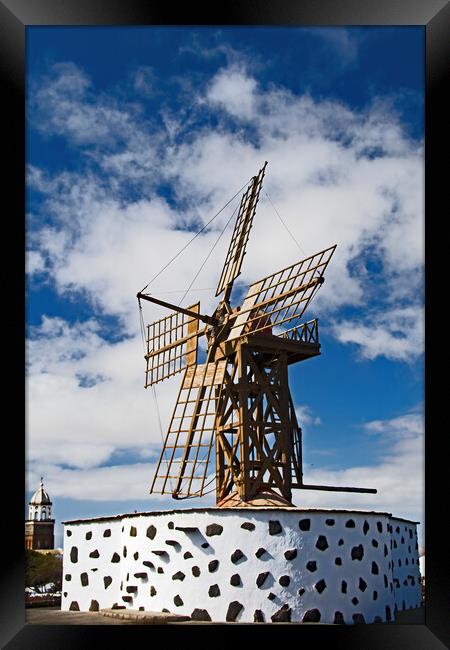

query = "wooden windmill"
[137,162,376,506]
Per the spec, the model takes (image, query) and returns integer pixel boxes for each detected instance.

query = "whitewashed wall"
[62,508,421,623]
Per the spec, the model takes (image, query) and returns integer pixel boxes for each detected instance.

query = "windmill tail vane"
[137,162,376,506]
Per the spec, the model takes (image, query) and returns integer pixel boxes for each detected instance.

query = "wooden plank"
[183,360,226,389]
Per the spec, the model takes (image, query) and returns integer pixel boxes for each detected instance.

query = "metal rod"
[137,292,218,326]
[296,483,377,494]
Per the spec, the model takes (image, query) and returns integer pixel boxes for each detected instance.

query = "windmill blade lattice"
[227,245,337,340]
[150,359,227,496]
[144,303,202,387]
[215,162,267,298]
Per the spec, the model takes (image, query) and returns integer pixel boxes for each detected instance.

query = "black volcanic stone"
[353,613,366,624]
[299,518,311,531]
[269,520,282,535]
[192,566,201,577]
[206,523,223,536]
[174,595,183,607]
[306,561,317,572]
[231,549,245,564]
[345,519,356,528]
[341,580,347,594]
[271,604,291,622]
[123,546,127,557]
[371,539,379,548]
[335,557,342,566]
[165,540,181,549]
[338,539,344,546]
[352,597,359,606]
[359,578,367,592]
[298,588,305,596]
[168,521,174,529]
[256,572,270,587]
[284,549,297,560]
[315,579,326,594]
[134,572,147,579]
[241,522,255,531]
[183,551,193,559]
[351,544,364,561]
[172,571,185,581]
[303,609,321,623]
[89,600,99,612]
[146,525,157,540]
[208,560,219,572]
[104,576,112,589]
[103,529,111,537]
[279,575,290,587]
[373,590,378,600]
[122,596,133,603]
[268,593,276,601]
[226,601,243,621]
[111,552,120,563]
[201,543,210,549]
[334,611,345,624]
[326,518,335,526]
[143,561,154,570]
[150,586,156,596]
[69,601,79,611]
[134,552,139,560]
[130,526,137,537]
[65,574,71,581]
[230,573,241,587]
[384,544,389,557]
[80,573,89,587]
[371,561,379,575]
[126,586,137,593]
[377,522,383,533]
[89,550,99,558]
[209,584,220,597]
[70,547,78,563]
[86,531,92,540]
[191,609,211,621]
[316,535,329,551]
[151,550,168,557]
[254,610,265,622]
[363,520,370,535]
[255,547,267,559]
[66,530,72,536]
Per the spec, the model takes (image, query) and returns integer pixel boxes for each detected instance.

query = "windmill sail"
[150,359,227,496]
[144,303,202,387]
[227,245,336,340]
[215,162,267,298]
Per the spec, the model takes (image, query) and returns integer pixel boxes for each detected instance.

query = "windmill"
[137,162,376,506]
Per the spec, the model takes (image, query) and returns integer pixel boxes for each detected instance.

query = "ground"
[25,606,425,625]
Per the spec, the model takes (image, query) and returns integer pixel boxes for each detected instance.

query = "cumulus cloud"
[332,305,424,361]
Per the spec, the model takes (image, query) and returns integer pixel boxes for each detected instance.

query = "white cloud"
[332,305,424,361]
[206,64,258,120]
[295,405,322,427]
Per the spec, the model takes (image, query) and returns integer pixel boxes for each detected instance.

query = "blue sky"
[25,26,424,548]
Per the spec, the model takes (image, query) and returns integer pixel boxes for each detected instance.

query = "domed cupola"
[28,478,52,521]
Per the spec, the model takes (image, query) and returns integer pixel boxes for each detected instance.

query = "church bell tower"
[25,478,55,550]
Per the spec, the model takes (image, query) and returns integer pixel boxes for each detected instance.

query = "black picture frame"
[3,1,448,647]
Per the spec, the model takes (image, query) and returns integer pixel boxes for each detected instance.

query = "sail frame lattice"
[144,303,200,387]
